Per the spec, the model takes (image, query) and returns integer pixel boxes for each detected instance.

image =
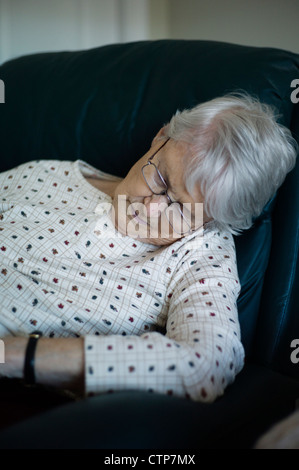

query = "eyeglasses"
[141,138,198,235]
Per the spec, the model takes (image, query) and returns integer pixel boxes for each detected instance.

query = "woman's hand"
[0,336,85,394]
[0,336,27,380]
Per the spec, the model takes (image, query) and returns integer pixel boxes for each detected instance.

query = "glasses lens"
[142,164,167,194]
[142,164,198,235]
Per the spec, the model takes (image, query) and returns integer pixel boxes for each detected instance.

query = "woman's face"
[110,131,205,246]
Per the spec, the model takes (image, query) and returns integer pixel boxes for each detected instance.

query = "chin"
[135,235,180,246]
[111,212,181,246]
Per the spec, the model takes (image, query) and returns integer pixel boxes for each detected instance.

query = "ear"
[151,126,166,146]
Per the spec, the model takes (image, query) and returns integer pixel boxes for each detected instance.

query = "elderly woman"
[0,93,297,402]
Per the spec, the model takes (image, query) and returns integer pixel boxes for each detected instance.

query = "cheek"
[117,169,143,198]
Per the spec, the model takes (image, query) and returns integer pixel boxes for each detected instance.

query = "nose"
[143,194,169,217]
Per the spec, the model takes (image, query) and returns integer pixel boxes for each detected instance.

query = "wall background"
[0,0,298,65]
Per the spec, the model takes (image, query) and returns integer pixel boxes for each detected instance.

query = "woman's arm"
[0,336,84,394]
[0,233,244,403]
[82,232,245,402]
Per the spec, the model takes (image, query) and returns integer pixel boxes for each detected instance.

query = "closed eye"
[157,165,178,202]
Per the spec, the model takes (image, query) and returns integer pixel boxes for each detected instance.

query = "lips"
[130,205,148,225]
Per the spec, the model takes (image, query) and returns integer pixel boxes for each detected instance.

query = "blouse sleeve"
[84,231,245,402]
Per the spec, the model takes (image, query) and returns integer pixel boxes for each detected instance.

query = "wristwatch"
[24,331,43,385]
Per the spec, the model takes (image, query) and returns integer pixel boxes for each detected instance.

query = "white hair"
[164,93,298,235]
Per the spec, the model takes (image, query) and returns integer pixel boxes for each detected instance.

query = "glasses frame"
[141,138,195,235]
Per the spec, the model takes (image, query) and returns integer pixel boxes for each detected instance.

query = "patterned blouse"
[0,159,244,402]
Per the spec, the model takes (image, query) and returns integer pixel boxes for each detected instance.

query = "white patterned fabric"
[0,160,244,402]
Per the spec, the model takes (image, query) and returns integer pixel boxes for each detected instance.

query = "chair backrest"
[253,105,299,379]
[0,40,298,374]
